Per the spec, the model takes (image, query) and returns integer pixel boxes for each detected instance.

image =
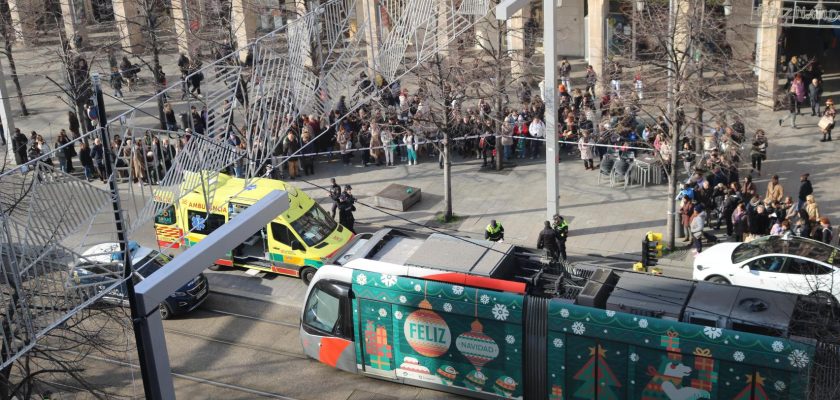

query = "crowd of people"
[680,170,834,255]
[5,52,837,255]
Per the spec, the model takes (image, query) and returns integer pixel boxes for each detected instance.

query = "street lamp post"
[495,0,559,220]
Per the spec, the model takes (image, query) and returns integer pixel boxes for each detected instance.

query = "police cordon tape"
[246,134,659,163]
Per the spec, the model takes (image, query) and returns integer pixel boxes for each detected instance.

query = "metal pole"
[0,58,16,151]
[91,73,156,400]
[133,191,289,400]
[544,0,558,220]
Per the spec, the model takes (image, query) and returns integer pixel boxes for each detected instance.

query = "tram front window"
[303,286,341,333]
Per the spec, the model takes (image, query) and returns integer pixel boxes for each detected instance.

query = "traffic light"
[642,231,663,268]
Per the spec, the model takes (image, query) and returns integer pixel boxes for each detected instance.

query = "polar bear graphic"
[641,359,711,400]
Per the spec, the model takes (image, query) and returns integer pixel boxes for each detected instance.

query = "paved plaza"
[2,41,839,300]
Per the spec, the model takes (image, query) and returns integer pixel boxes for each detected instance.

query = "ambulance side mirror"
[291,240,305,252]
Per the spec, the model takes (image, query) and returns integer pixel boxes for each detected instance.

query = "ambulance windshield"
[290,203,337,246]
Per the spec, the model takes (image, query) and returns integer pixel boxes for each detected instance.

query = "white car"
[693,235,840,304]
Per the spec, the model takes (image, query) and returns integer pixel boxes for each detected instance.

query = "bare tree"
[0,0,30,116]
[612,0,755,249]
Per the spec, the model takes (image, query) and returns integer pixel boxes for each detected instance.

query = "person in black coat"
[537,221,561,262]
[748,204,771,237]
[817,217,833,244]
[721,190,741,236]
[190,106,205,134]
[794,208,813,238]
[798,173,813,210]
[338,185,356,233]
[12,128,28,165]
[78,141,94,181]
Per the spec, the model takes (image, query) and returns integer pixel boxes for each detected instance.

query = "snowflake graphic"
[355,274,368,285]
[733,351,745,362]
[560,308,570,318]
[630,353,639,362]
[399,295,407,304]
[480,294,490,304]
[572,322,586,335]
[413,284,422,292]
[394,311,403,320]
[789,349,810,368]
[775,380,786,392]
[452,285,464,295]
[638,319,649,329]
[772,340,785,353]
[380,274,397,287]
[443,303,453,312]
[703,327,723,340]
[378,308,387,318]
[553,338,564,348]
[605,310,616,317]
[492,304,510,321]
[190,214,206,231]
[505,335,515,344]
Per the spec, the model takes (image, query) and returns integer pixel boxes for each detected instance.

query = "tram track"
[201,307,301,329]
[162,326,308,360]
[42,348,301,400]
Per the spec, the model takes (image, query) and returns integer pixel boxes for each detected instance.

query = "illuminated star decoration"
[746,372,765,386]
[588,345,607,358]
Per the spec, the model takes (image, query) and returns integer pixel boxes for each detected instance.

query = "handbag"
[818,115,834,130]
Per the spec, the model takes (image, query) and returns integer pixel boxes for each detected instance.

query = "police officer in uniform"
[553,215,569,261]
[537,221,561,262]
[485,219,504,242]
[338,185,357,233]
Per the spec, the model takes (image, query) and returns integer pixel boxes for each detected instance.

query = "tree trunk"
[148,14,167,130]
[443,130,452,221]
[666,115,682,249]
[4,44,27,116]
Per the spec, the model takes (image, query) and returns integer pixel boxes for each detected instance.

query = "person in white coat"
[528,116,545,159]
[578,131,594,170]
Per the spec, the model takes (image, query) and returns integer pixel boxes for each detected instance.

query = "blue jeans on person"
[693,235,703,253]
[503,145,512,160]
[83,165,94,180]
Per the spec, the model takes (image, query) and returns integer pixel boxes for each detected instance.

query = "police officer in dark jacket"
[338,185,356,233]
[537,221,561,262]
[553,215,569,261]
[329,178,341,219]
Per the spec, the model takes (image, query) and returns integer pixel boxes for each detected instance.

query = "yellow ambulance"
[154,173,353,284]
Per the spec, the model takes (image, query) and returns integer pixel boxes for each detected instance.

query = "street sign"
[752,0,840,28]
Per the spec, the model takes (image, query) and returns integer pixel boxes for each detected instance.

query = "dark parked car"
[71,241,208,319]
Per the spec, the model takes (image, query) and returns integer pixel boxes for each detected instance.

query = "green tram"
[299,229,836,399]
